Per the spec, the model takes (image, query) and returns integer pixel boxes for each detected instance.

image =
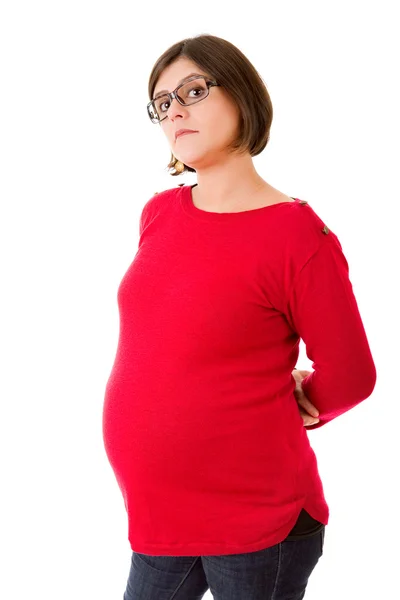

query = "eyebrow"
[153,73,206,100]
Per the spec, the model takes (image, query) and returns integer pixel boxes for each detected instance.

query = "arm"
[286,234,376,429]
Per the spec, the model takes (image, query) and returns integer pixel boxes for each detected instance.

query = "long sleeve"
[286,232,377,430]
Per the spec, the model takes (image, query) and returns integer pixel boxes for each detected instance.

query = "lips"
[175,130,197,140]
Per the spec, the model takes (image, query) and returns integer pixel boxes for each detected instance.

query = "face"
[152,57,242,169]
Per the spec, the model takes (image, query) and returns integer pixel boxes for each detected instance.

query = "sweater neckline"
[179,183,300,222]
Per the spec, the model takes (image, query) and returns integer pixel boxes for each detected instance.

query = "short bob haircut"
[147,34,273,176]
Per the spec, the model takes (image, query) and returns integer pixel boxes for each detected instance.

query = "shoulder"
[280,197,343,268]
[141,184,182,215]
[288,198,331,236]
[259,188,331,243]
[139,185,182,233]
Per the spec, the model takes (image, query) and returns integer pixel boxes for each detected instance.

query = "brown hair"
[147,34,274,176]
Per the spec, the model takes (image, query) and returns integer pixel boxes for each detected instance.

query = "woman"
[102,34,376,599]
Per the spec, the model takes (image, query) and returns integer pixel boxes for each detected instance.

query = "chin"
[175,154,201,168]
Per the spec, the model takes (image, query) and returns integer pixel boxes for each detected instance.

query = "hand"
[292,369,320,426]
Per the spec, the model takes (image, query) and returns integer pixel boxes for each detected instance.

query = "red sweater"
[102,184,376,556]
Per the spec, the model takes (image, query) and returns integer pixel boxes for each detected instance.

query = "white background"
[1,1,398,598]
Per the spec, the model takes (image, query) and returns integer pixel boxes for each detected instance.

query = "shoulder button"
[299,200,308,205]
[321,225,330,234]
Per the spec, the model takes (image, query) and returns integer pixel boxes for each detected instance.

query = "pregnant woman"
[102,33,376,600]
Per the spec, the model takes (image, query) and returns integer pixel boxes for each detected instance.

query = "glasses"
[147,75,221,124]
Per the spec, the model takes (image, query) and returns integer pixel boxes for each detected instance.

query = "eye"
[159,100,170,113]
[188,86,205,98]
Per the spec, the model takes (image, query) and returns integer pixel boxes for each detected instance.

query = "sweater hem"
[128,502,329,557]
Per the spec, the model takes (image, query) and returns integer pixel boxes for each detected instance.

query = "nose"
[166,96,188,121]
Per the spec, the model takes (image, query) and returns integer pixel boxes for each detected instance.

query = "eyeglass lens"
[150,77,209,122]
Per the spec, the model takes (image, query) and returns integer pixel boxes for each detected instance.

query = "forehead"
[153,59,210,98]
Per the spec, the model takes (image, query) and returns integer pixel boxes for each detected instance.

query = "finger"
[299,407,320,426]
[296,380,319,416]
[296,369,312,378]
[295,388,320,417]
[302,415,320,426]
[298,396,320,417]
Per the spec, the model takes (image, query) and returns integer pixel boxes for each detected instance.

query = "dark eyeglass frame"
[147,75,221,124]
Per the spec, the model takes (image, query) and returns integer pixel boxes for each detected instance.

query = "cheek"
[197,106,235,139]
[210,101,240,136]
[162,127,178,148]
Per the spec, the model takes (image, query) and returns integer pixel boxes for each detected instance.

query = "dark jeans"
[123,526,325,600]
